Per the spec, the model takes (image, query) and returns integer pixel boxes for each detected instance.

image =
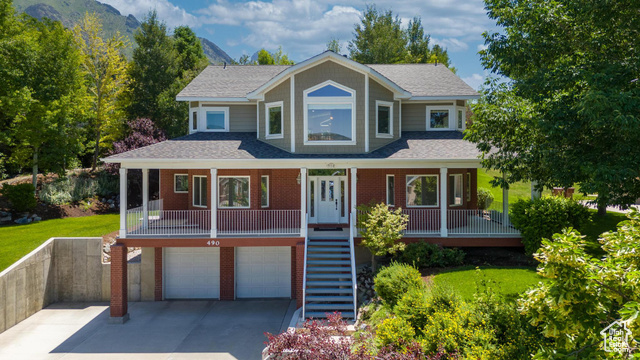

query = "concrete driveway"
[0,300,296,360]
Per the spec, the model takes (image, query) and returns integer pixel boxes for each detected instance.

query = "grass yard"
[0,214,119,272]
[432,266,543,301]
[477,169,532,204]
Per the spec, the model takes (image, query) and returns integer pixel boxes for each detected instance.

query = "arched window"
[303,81,356,145]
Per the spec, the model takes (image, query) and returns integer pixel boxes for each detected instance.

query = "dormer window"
[303,81,356,145]
[198,106,229,132]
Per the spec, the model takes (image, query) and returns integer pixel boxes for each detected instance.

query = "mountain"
[199,37,233,65]
[13,0,232,64]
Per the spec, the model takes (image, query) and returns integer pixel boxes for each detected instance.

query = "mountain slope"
[14,0,233,64]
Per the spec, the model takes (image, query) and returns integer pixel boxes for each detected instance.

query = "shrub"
[374,262,424,307]
[510,196,590,255]
[396,241,465,268]
[357,202,409,271]
[1,183,37,213]
[477,188,494,210]
[394,287,431,335]
[40,172,119,205]
[375,316,416,349]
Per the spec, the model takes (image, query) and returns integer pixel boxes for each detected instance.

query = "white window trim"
[218,176,251,209]
[261,175,269,208]
[199,106,229,132]
[189,107,199,134]
[449,173,463,207]
[303,80,357,146]
[406,174,439,208]
[426,105,455,131]
[265,101,284,139]
[376,101,394,138]
[456,106,466,131]
[174,173,188,193]
[386,174,395,207]
[192,175,207,208]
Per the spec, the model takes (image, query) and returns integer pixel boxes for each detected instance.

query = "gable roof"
[176,51,479,101]
[103,131,481,163]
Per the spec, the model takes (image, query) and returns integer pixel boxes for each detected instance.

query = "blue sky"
[100,0,498,90]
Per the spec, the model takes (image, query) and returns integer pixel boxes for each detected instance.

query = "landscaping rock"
[14,216,32,225]
[356,265,375,305]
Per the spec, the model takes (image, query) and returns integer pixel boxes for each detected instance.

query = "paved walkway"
[0,300,296,360]
[578,201,639,214]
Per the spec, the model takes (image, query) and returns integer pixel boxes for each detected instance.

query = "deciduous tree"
[357,202,408,271]
[348,5,407,64]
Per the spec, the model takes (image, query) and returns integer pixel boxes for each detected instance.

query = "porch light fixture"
[297,173,301,184]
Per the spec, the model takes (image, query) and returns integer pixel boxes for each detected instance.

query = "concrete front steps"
[303,238,356,319]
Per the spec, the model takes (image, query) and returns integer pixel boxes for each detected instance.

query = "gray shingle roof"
[368,64,479,97]
[104,132,481,162]
[177,65,290,98]
[176,60,478,99]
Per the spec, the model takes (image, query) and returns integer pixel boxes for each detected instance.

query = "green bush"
[394,287,431,335]
[510,196,590,255]
[477,187,494,210]
[40,172,118,205]
[374,262,424,307]
[375,316,416,349]
[1,183,37,213]
[395,241,465,268]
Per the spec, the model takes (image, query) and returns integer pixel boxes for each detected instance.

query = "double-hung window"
[219,176,250,208]
[265,102,283,138]
[376,101,393,138]
[304,81,356,145]
[406,175,438,207]
[261,176,269,208]
[449,174,463,206]
[193,176,207,207]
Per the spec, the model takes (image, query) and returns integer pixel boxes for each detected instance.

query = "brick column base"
[220,247,235,300]
[154,248,163,301]
[295,242,305,309]
[110,244,129,323]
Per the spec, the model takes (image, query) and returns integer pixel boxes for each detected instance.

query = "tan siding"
[401,102,454,131]
[260,79,290,151]
[294,60,365,154]
[229,105,257,132]
[369,79,399,152]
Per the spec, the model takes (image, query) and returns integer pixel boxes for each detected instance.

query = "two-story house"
[103,51,520,322]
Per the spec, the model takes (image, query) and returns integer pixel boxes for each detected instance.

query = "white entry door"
[236,247,291,298]
[317,176,341,223]
[164,247,220,299]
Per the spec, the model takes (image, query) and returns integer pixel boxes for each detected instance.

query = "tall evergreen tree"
[406,17,429,63]
[127,11,177,131]
[348,5,407,64]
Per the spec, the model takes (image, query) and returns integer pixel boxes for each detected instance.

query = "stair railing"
[301,214,309,319]
[349,212,358,320]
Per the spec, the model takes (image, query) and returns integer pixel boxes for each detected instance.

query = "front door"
[317,176,340,223]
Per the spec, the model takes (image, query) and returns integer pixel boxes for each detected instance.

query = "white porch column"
[300,168,307,237]
[350,168,357,231]
[440,168,448,237]
[531,181,542,200]
[210,168,218,238]
[503,174,510,226]
[142,168,149,229]
[119,168,127,238]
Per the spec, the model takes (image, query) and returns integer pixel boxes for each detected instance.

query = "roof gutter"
[407,95,480,101]
[175,96,251,102]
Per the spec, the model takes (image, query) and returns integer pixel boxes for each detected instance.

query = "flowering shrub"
[375,316,416,349]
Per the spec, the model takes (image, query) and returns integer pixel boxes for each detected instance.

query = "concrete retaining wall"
[0,237,141,335]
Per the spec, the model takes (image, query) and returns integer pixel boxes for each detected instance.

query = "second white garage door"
[164,247,220,299]
[236,247,291,298]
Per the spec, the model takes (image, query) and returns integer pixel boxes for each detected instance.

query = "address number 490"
[206,240,220,246]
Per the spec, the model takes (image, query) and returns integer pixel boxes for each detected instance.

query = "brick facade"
[220,247,235,300]
[110,244,128,318]
[295,242,305,309]
[154,248,162,301]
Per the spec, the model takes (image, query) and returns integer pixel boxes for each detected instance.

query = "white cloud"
[99,0,198,28]
[477,43,488,51]
[432,37,469,52]
[198,1,361,58]
[462,73,485,90]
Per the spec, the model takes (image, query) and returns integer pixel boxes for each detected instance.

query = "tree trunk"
[92,129,100,171]
[597,203,607,216]
[32,150,38,193]
[371,254,377,273]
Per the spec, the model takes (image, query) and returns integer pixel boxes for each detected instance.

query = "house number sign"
[206,240,220,246]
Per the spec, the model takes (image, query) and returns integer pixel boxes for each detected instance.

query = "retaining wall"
[0,237,140,335]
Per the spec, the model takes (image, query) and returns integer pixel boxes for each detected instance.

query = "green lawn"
[0,214,119,272]
[432,266,543,301]
[477,169,532,204]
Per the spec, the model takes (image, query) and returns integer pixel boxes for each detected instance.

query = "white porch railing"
[127,209,211,236]
[447,209,519,236]
[218,209,301,236]
[402,209,441,235]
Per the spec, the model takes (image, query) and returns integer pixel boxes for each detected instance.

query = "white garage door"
[236,247,291,298]
[164,247,220,299]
